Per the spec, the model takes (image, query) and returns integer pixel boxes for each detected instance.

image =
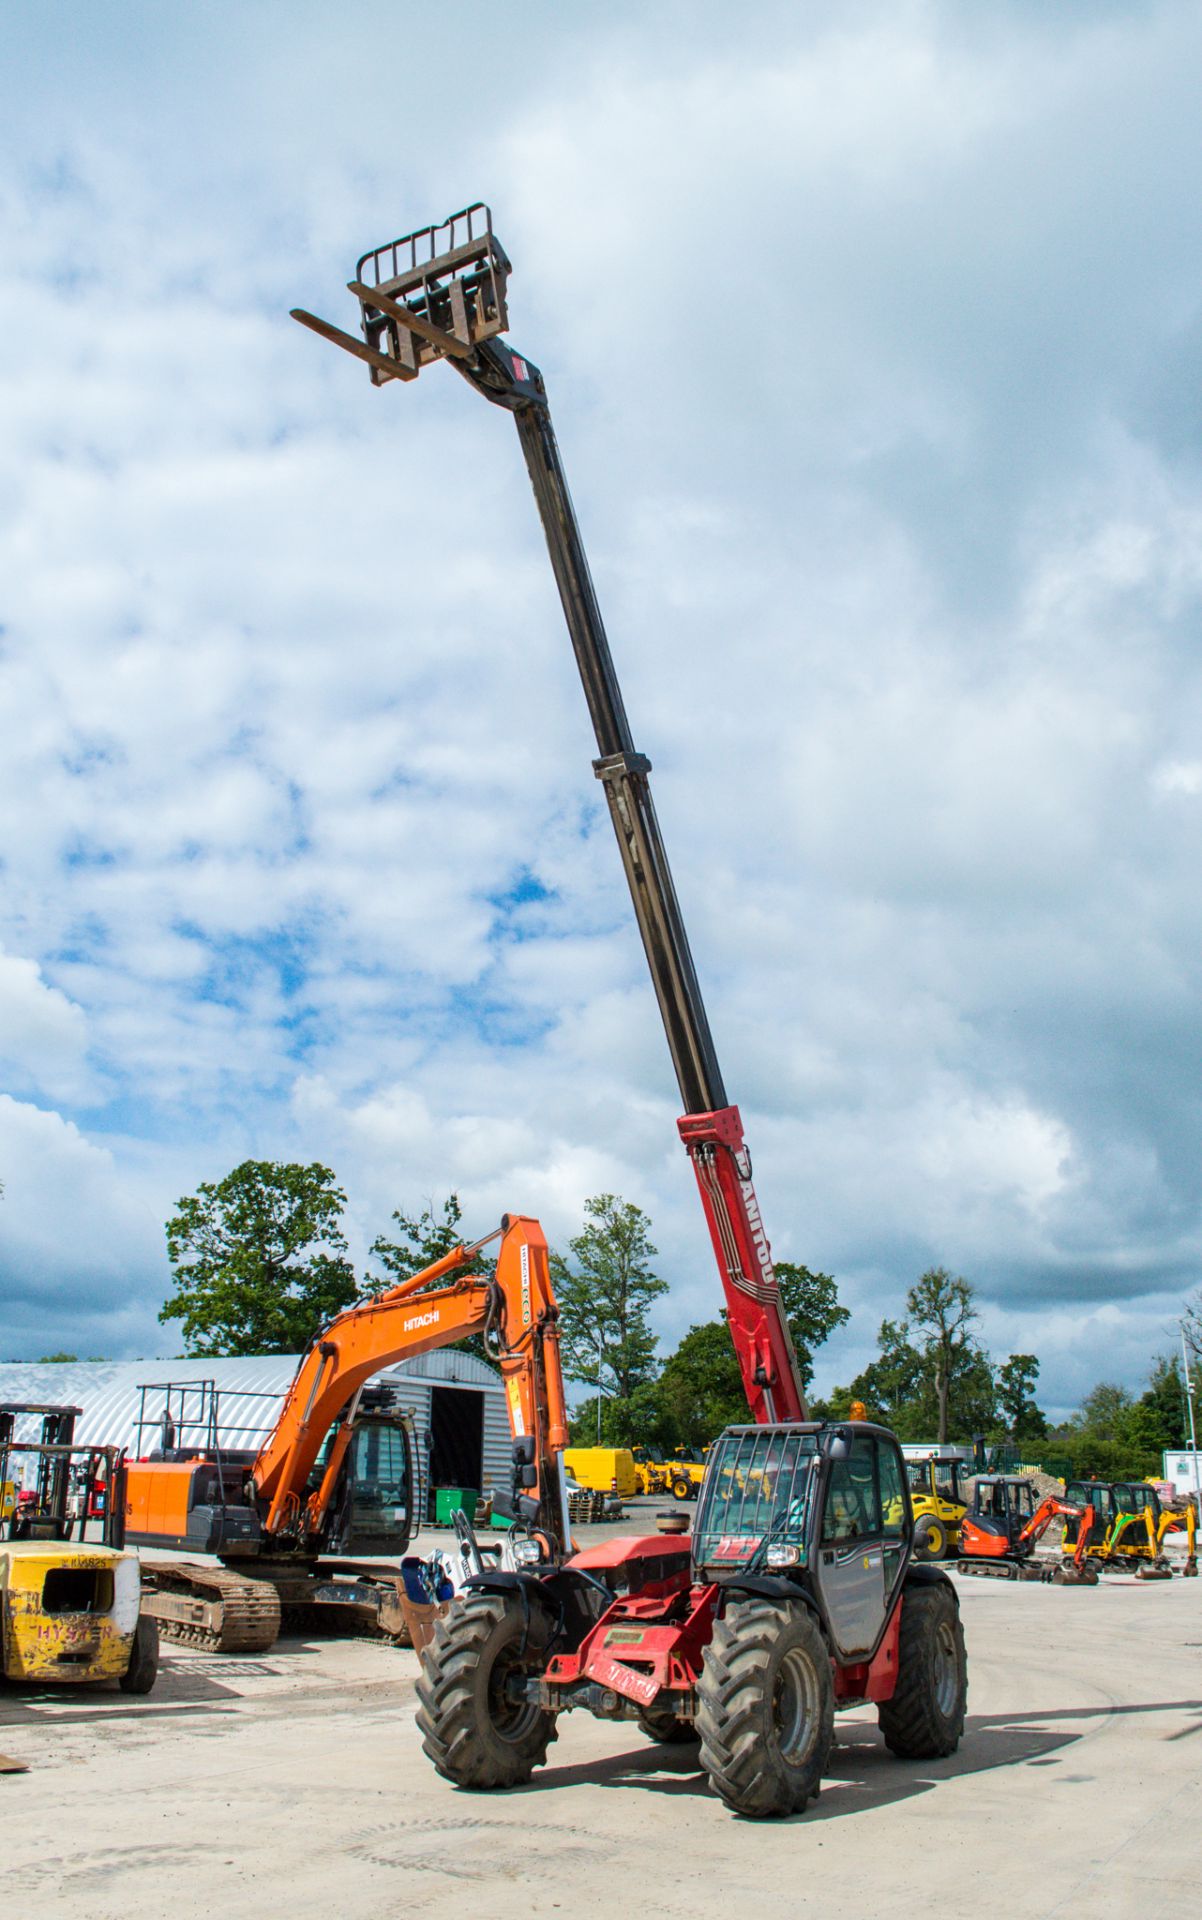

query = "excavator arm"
[1020,1495,1095,1571]
[249,1213,569,1554]
[292,205,806,1425]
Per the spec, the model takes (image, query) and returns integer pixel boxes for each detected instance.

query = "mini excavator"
[125,1215,570,1652]
[958,1475,1098,1582]
[1098,1480,1197,1579]
[291,205,972,1819]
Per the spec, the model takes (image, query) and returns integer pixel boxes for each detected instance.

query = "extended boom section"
[293,204,805,1426]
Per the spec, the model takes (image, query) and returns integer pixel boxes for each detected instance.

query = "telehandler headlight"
[765,1543,800,1568]
[512,1538,544,1567]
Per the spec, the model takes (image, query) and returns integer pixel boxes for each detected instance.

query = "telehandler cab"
[294,205,970,1817]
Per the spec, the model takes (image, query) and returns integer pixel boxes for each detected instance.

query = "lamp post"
[1182,1327,1202,1526]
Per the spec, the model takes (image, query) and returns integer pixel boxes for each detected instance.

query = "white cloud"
[0,3,1200,1409]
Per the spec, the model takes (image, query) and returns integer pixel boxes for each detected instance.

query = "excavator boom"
[292,205,806,1425]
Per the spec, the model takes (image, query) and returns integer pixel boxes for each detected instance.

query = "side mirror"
[827,1431,851,1463]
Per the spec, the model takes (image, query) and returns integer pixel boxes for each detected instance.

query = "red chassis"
[535,1535,902,1720]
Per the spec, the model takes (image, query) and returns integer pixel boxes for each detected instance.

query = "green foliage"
[159,1160,360,1356]
[370,1192,494,1359]
[37,1352,79,1363]
[551,1194,667,1400]
[996,1353,1047,1441]
[655,1320,749,1448]
[817,1271,995,1442]
[1049,1362,1195,1479]
[774,1261,850,1395]
[568,1381,674,1452]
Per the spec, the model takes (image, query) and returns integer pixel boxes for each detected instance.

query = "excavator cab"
[1062,1480,1116,1552]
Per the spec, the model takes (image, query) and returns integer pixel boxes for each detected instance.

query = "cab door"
[814,1434,890,1659]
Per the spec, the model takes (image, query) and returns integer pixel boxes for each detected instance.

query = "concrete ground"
[3,1532,1200,1920]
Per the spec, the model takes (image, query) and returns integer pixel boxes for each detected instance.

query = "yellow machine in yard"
[1102,1481,1197,1579]
[906,1453,969,1561]
[562,1447,639,1499]
[0,1404,159,1692]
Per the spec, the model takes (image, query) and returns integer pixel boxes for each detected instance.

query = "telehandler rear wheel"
[637,1708,698,1744]
[416,1591,557,1790]
[696,1598,833,1818]
[877,1581,966,1759]
[670,1476,692,1502]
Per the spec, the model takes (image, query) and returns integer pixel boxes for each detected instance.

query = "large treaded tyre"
[118,1614,159,1695]
[877,1579,967,1759]
[696,1597,833,1818]
[415,1590,557,1790]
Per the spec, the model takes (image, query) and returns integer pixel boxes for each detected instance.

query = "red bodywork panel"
[553,1540,901,1713]
[678,1106,807,1426]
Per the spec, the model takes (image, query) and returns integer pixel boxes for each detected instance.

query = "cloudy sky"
[2,1,1201,1416]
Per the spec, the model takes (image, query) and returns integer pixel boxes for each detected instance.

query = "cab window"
[823,1435,879,1542]
[876,1440,908,1539]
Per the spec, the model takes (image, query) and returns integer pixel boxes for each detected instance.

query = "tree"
[774,1261,850,1396]
[37,1352,79,1363]
[370,1192,494,1359]
[655,1320,748,1448]
[551,1194,667,1400]
[568,1380,674,1453]
[995,1353,1047,1442]
[160,1161,359,1356]
[818,1280,995,1443]
[907,1268,982,1445]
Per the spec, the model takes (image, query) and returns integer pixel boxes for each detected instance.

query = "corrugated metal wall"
[0,1351,509,1502]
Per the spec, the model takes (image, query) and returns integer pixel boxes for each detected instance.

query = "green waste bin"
[434,1487,479,1526]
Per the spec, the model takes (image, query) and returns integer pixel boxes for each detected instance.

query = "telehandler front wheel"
[877,1580,967,1759]
[415,1590,557,1790]
[670,1476,692,1502]
[696,1597,833,1818]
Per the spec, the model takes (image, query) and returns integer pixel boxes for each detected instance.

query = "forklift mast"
[293,205,806,1425]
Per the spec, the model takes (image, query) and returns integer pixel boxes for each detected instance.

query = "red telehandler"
[293,205,969,1818]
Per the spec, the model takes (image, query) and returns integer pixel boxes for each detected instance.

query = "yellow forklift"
[0,1404,158,1690]
[906,1453,969,1561]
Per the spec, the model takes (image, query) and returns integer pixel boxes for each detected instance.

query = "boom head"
[292,203,512,387]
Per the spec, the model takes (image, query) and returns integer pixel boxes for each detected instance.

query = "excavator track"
[140,1562,282,1653]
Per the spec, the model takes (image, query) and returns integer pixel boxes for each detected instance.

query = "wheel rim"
[772,1645,820,1761]
[932,1618,959,1717]
[487,1648,542,1745]
[927,1525,944,1556]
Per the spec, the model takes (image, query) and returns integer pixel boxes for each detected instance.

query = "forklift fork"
[292,204,510,385]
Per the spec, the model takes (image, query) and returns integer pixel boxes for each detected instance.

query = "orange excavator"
[125,1215,570,1651]
[957,1475,1098,1583]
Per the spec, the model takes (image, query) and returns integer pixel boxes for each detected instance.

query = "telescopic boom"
[293,204,806,1424]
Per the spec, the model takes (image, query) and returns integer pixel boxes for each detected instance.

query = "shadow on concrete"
[522,1696,1202,1814]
